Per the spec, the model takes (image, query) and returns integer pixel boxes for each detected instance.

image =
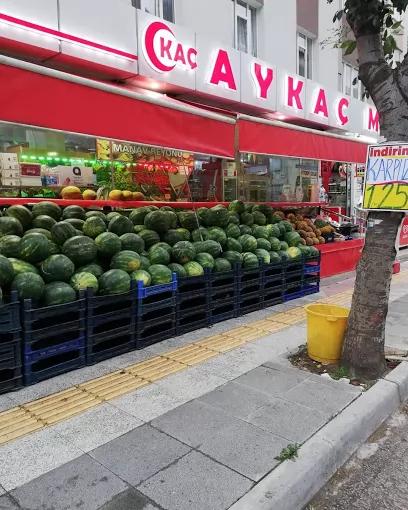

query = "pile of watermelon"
[0,201,319,306]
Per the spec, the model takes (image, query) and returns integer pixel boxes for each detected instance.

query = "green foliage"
[275,443,301,462]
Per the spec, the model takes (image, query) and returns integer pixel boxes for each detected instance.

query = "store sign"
[363,143,408,210]
[399,216,408,247]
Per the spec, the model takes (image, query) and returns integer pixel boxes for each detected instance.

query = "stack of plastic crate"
[208,267,238,324]
[176,273,209,335]
[0,292,22,394]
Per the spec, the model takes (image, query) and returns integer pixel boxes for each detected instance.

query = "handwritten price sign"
[363,144,408,210]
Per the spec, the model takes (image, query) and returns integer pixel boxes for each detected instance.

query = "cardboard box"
[21,163,41,177]
[1,177,21,187]
[0,169,20,179]
[54,165,94,187]
[20,177,42,186]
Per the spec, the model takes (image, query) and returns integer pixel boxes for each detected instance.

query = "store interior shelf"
[0,198,328,208]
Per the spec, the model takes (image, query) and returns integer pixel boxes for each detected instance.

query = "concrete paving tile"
[0,495,20,509]
[251,326,307,354]
[233,366,307,397]
[151,400,238,447]
[0,485,4,498]
[11,454,127,510]
[7,376,77,406]
[138,450,253,510]
[99,488,161,510]
[0,428,83,491]
[246,398,331,443]
[111,383,188,422]
[197,381,275,419]
[197,349,262,380]
[198,419,287,481]
[0,396,15,413]
[281,378,359,415]
[51,402,143,452]
[90,424,190,486]
[154,364,226,401]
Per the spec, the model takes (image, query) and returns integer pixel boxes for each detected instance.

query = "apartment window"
[297,33,313,79]
[133,0,174,23]
[233,1,257,56]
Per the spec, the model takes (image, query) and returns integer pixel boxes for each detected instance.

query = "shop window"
[342,63,366,101]
[297,33,313,79]
[233,0,257,56]
[133,0,175,23]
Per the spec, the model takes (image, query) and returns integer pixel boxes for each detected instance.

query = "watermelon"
[0,235,20,258]
[32,202,62,221]
[277,223,286,237]
[83,217,107,238]
[162,210,178,229]
[95,232,121,257]
[5,205,32,229]
[0,217,23,236]
[162,229,185,246]
[266,224,281,238]
[70,272,99,294]
[139,229,160,249]
[17,233,51,263]
[242,252,259,268]
[195,252,215,269]
[195,240,222,258]
[40,254,75,283]
[133,225,146,235]
[240,212,254,226]
[271,213,283,224]
[11,273,45,301]
[86,211,107,222]
[244,203,254,212]
[131,269,151,288]
[280,241,289,251]
[42,282,76,306]
[51,221,76,246]
[253,204,273,221]
[309,246,320,257]
[24,228,52,239]
[257,238,271,251]
[269,251,282,264]
[196,207,208,221]
[108,215,133,236]
[252,226,269,239]
[287,247,302,260]
[239,224,253,235]
[63,236,97,266]
[225,238,242,253]
[269,237,282,251]
[278,250,289,261]
[62,205,86,220]
[146,205,159,211]
[171,241,196,264]
[284,232,301,247]
[228,213,240,225]
[148,264,173,285]
[106,212,121,222]
[191,227,210,242]
[252,211,266,226]
[228,200,245,214]
[48,241,61,255]
[140,256,151,270]
[119,233,145,253]
[298,245,311,257]
[167,263,186,279]
[9,258,39,275]
[183,261,204,277]
[208,227,227,247]
[148,246,170,265]
[144,210,170,234]
[255,248,270,264]
[33,215,57,231]
[112,250,141,273]
[213,258,232,273]
[160,206,175,212]
[281,221,294,233]
[177,228,191,241]
[75,263,104,279]
[0,255,14,287]
[99,269,131,295]
[177,211,200,231]
[65,218,85,231]
[223,251,242,266]
[129,208,150,225]
[238,234,257,252]
[225,224,241,239]
[150,242,172,254]
[204,205,229,228]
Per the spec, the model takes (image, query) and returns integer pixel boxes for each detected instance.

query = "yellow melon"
[82,189,97,200]
[61,186,82,200]
[109,190,124,201]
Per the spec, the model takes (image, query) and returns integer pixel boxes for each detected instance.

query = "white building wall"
[316,0,342,90]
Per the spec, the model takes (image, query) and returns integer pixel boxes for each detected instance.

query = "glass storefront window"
[241,153,319,203]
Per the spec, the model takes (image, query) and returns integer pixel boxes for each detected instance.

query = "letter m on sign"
[368,108,379,132]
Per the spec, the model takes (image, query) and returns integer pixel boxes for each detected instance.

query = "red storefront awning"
[239,116,368,163]
[0,58,236,158]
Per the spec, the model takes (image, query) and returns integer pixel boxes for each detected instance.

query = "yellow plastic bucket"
[304,304,350,364]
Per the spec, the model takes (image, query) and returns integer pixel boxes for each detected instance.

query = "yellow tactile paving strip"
[0,270,407,446]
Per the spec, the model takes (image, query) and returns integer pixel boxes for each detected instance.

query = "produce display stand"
[316,239,364,278]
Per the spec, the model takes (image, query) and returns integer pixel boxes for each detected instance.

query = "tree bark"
[341,211,403,379]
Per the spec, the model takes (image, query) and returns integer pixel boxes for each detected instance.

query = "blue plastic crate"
[0,366,22,395]
[86,330,134,365]
[137,297,176,323]
[262,261,285,281]
[0,332,21,371]
[285,259,304,274]
[304,264,321,275]
[86,286,135,323]
[303,281,320,296]
[238,292,262,316]
[136,315,176,349]
[136,273,177,299]
[207,268,238,290]
[177,294,208,313]
[24,350,85,386]
[237,266,262,286]
[178,274,208,295]
[0,291,20,333]
[24,335,85,363]
[210,301,237,325]
[176,308,210,335]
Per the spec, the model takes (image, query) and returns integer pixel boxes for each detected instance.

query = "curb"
[230,362,408,510]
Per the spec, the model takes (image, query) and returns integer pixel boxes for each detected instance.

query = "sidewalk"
[0,268,406,509]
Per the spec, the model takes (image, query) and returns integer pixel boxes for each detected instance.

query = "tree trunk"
[341,210,403,379]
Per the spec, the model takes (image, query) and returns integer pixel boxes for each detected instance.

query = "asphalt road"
[307,401,408,510]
